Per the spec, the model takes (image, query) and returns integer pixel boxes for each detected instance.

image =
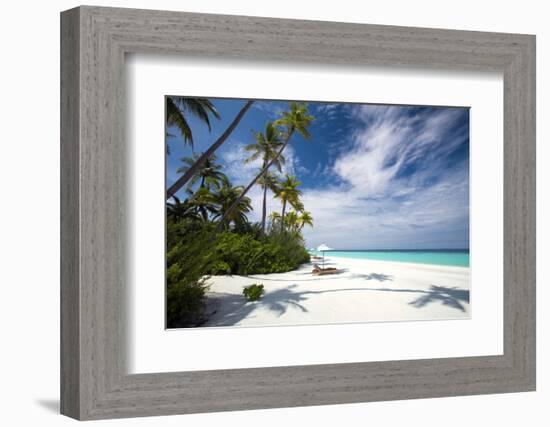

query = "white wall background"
[0,0,546,426]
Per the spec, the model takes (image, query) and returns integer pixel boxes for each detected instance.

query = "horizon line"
[309,248,470,252]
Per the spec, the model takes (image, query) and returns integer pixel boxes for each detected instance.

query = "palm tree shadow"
[204,283,470,327]
[205,284,310,326]
[248,268,349,280]
[206,284,380,326]
[348,272,393,282]
[370,285,470,312]
[408,285,470,312]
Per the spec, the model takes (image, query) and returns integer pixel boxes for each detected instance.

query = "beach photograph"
[165,97,470,329]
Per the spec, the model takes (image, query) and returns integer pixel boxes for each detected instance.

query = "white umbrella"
[316,243,333,268]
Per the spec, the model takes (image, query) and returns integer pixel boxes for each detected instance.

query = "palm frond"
[166,97,193,146]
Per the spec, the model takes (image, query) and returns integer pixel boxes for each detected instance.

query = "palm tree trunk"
[167,100,254,199]
[261,179,268,233]
[259,158,269,233]
[214,129,295,232]
[281,200,287,232]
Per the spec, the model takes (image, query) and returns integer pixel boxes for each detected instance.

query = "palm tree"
[297,211,314,230]
[258,172,280,215]
[214,103,313,231]
[177,153,226,191]
[186,187,219,221]
[210,178,253,230]
[245,123,285,233]
[284,211,300,231]
[166,97,220,151]
[275,102,314,144]
[167,100,254,199]
[274,175,303,232]
[166,196,201,221]
[269,211,282,228]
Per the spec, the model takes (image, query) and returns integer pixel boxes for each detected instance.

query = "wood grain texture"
[60,7,80,419]
[60,5,536,420]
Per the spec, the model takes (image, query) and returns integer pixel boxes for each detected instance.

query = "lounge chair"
[312,263,340,275]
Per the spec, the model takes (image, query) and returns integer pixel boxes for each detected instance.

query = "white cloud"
[301,167,469,249]
[301,105,469,249]
[251,101,285,120]
[333,105,466,198]
[220,139,298,187]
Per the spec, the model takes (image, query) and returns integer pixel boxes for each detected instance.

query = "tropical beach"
[164,96,470,328]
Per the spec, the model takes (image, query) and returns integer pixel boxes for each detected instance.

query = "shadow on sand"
[347,272,394,282]
[247,268,348,281]
[204,282,469,326]
[364,285,470,312]
[249,268,391,281]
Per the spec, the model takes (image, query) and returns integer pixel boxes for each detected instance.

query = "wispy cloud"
[251,100,286,120]
[333,105,467,198]
[301,105,470,249]
[169,98,469,250]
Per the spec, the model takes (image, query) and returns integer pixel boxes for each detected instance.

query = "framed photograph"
[61,6,536,420]
[164,98,471,329]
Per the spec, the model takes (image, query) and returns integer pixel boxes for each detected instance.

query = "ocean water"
[312,249,470,268]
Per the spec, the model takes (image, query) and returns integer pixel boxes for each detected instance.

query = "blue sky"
[166,98,470,250]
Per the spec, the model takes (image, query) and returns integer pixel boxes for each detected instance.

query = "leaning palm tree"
[210,178,253,230]
[274,175,303,232]
[166,97,220,151]
[167,100,254,199]
[245,123,285,233]
[177,153,226,191]
[214,103,313,231]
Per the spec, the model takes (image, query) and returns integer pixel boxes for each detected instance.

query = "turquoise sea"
[311,249,469,268]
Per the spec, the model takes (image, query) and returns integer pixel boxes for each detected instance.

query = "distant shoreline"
[314,248,469,252]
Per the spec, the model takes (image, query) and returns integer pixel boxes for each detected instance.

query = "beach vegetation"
[166,97,220,152]
[166,220,217,328]
[167,100,255,198]
[165,99,315,327]
[177,153,227,191]
[273,174,304,231]
[214,102,313,231]
[245,123,285,233]
[242,284,265,301]
[209,177,253,231]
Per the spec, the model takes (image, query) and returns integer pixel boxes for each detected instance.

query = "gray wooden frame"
[60,5,536,420]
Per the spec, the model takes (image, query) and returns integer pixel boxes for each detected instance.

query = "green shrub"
[209,260,232,275]
[165,216,311,327]
[210,229,310,275]
[166,219,217,328]
[243,283,264,301]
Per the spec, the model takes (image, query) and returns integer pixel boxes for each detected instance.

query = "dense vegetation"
[166,97,315,328]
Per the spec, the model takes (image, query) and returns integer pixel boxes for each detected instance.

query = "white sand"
[203,256,470,327]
